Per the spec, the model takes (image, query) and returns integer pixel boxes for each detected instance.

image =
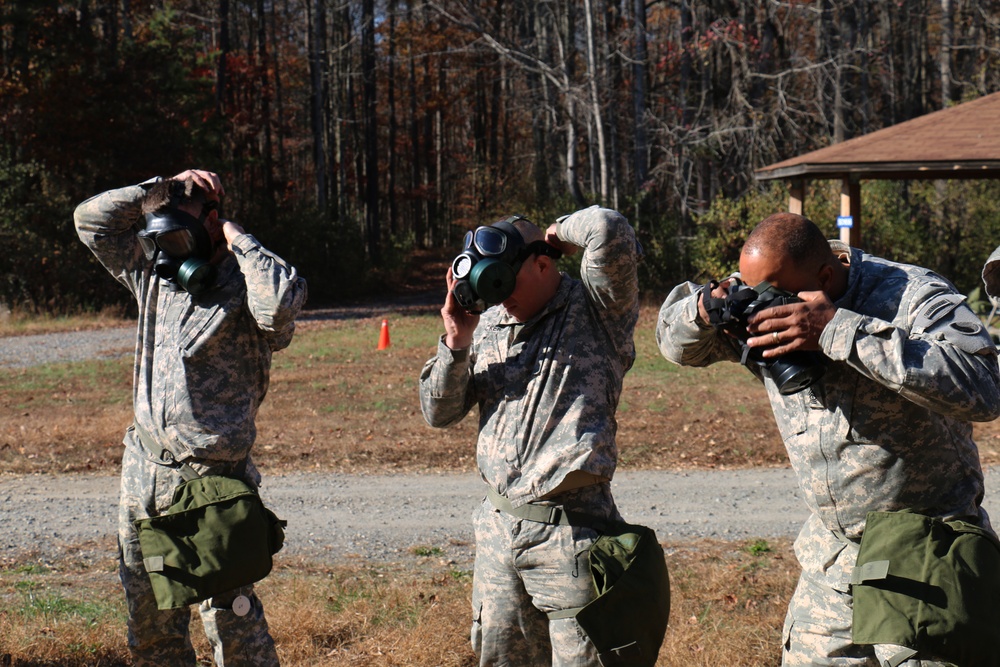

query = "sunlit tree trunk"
[940,0,954,104]
[583,0,608,202]
[557,0,584,205]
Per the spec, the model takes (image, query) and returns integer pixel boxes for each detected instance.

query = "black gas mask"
[702,278,825,395]
[138,203,218,295]
[450,216,562,314]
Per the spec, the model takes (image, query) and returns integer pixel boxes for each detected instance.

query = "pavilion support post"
[788,179,805,215]
[840,178,862,247]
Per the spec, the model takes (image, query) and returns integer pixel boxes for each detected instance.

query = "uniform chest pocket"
[180,291,245,357]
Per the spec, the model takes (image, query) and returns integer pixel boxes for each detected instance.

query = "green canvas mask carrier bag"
[487,488,670,667]
[549,522,671,667]
[132,423,287,610]
[850,509,1000,667]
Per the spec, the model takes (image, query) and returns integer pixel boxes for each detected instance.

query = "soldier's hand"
[697,278,734,325]
[745,290,837,357]
[221,220,246,247]
[172,169,225,199]
[442,267,479,350]
[544,224,578,256]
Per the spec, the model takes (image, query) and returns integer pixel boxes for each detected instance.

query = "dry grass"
[1,538,794,667]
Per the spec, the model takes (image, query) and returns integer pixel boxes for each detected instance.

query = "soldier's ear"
[817,262,834,292]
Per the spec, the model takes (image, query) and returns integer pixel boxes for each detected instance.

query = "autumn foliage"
[2,1,1000,311]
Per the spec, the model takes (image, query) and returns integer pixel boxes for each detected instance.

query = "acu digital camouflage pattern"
[75,182,307,666]
[75,183,307,465]
[419,206,640,665]
[656,245,1000,666]
[419,205,640,506]
[471,485,621,666]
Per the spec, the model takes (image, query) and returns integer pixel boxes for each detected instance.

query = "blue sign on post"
[837,215,853,229]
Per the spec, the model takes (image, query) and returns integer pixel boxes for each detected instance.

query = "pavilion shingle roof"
[756,91,1000,180]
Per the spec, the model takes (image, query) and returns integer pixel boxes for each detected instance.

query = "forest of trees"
[1,0,999,310]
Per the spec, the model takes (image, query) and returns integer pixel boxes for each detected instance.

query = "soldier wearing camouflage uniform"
[656,212,1000,666]
[419,206,640,666]
[75,169,306,666]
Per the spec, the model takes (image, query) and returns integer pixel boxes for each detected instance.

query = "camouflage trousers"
[470,483,621,667]
[782,514,951,667]
[118,436,280,667]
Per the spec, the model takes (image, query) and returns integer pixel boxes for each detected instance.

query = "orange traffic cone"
[377,318,391,350]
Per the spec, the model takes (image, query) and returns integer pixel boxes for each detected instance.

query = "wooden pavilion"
[754,91,1000,246]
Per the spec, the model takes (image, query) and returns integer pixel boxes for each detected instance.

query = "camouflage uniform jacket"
[75,182,307,463]
[657,245,1000,540]
[419,206,640,508]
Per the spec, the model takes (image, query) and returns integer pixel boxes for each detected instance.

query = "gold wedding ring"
[772,331,779,344]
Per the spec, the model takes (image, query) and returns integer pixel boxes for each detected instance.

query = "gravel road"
[3,468,999,567]
[2,319,999,568]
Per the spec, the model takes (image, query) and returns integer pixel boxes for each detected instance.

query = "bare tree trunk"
[217,0,231,118]
[361,0,380,263]
[940,0,954,104]
[857,0,873,135]
[421,45,435,240]
[529,2,551,206]
[632,0,648,191]
[306,0,327,211]
[676,0,694,227]
[270,0,288,191]
[473,61,487,212]
[434,53,445,243]
[387,0,399,235]
[408,1,424,247]
[333,5,346,221]
[816,0,838,141]
[256,0,275,223]
[876,2,898,125]
[557,0,584,205]
[583,0,608,201]
[836,0,859,142]
[679,0,693,127]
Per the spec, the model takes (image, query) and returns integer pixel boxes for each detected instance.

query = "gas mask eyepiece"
[139,205,217,295]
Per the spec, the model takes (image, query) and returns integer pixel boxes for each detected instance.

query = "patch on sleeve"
[913,293,993,355]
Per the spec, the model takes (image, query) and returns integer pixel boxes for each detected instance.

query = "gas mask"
[450,216,562,314]
[138,203,218,295]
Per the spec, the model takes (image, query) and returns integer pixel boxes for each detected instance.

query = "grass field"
[2,305,999,665]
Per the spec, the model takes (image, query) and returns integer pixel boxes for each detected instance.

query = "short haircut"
[511,217,544,245]
[744,213,833,270]
[141,178,207,216]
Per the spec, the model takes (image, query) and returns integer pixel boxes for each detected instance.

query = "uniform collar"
[495,273,570,328]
